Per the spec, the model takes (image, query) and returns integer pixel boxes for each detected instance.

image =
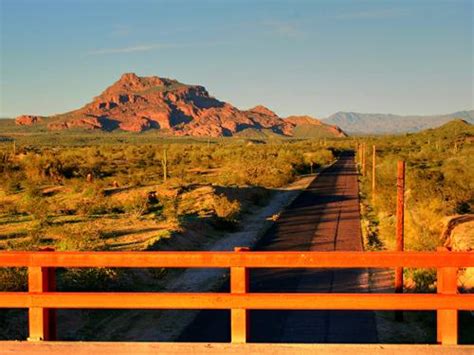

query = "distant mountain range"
[8,73,472,137]
[323,110,474,135]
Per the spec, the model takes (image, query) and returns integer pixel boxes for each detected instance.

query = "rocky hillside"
[323,110,474,135]
[285,115,346,138]
[15,73,346,138]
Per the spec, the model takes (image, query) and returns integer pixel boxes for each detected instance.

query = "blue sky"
[0,0,472,118]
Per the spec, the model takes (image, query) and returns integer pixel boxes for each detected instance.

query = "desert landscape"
[0,0,472,353]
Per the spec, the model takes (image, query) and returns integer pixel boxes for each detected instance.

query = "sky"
[0,0,472,118]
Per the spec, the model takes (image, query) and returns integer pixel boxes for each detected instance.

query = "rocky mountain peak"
[14,73,346,138]
[248,105,278,117]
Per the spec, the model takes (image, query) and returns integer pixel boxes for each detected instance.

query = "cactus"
[162,148,168,182]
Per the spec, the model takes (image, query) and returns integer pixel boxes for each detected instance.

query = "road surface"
[179,152,378,343]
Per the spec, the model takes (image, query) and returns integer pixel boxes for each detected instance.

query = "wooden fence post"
[356,143,361,171]
[372,145,376,199]
[231,247,250,343]
[395,161,405,321]
[28,248,56,341]
[362,143,367,177]
[437,247,458,345]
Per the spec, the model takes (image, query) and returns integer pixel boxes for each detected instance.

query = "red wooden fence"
[0,249,473,345]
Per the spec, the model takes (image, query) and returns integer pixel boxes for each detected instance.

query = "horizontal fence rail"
[0,250,473,345]
[2,292,474,310]
[1,250,473,268]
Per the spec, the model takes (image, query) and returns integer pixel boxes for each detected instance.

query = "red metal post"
[231,247,250,343]
[437,247,458,345]
[395,161,405,321]
[28,248,56,341]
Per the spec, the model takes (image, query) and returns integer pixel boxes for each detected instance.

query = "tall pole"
[357,143,361,168]
[395,160,405,321]
[362,143,367,177]
[372,145,376,199]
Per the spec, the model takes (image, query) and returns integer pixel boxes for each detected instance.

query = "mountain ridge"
[14,73,346,138]
[323,110,474,134]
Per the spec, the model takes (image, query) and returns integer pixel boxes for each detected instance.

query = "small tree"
[303,152,318,174]
[304,150,334,174]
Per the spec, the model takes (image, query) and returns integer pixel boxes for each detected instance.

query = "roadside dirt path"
[179,152,378,343]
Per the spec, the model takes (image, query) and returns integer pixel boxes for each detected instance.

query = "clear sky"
[0,0,472,118]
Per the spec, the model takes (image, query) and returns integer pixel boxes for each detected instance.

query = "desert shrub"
[0,268,27,291]
[70,178,86,193]
[123,193,149,217]
[75,193,113,216]
[128,173,146,187]
[82,180,107,198]
[21,195,51,227]
[161,196,179,222]
[20,152,65,182]
[55,226,107,251]
[57,268,130,292]
[0,200,20,215]
[1,174,22,194]
[214,194,240,222]
[303,149,334,170]
[358,122,474,290]
[408,269,437,292]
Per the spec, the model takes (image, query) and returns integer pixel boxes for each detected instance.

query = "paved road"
[179,152,378,343]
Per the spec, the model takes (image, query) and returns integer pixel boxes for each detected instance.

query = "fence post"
[395,161,405,321]
[372,145,376,200]
[231,247,250,343]
[437,247,458,345]
[362,143,367,177]
[28,248,56,341]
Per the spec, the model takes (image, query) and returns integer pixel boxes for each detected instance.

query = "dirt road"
[179,152,378,343]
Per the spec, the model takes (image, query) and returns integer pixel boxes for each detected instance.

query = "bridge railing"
[0,249,473,345]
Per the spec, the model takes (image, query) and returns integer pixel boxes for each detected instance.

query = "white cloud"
[87,44,171,55]
[86,41,228,55]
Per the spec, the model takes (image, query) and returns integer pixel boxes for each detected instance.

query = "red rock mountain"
[15,115,44,125]
[15,73,346,137]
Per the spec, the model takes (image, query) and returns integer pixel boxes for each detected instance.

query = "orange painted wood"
[437,267,458,345]
[4,342,474,354]
[0,251,472,268]
[1,249,473,344]
[231,247,250,343]
[1,292,473,311]
[27,266,56,341]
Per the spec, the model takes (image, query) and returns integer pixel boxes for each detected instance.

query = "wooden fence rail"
[0,250,473,345]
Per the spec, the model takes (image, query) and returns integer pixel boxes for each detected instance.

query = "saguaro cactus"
[162,148,168,182]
